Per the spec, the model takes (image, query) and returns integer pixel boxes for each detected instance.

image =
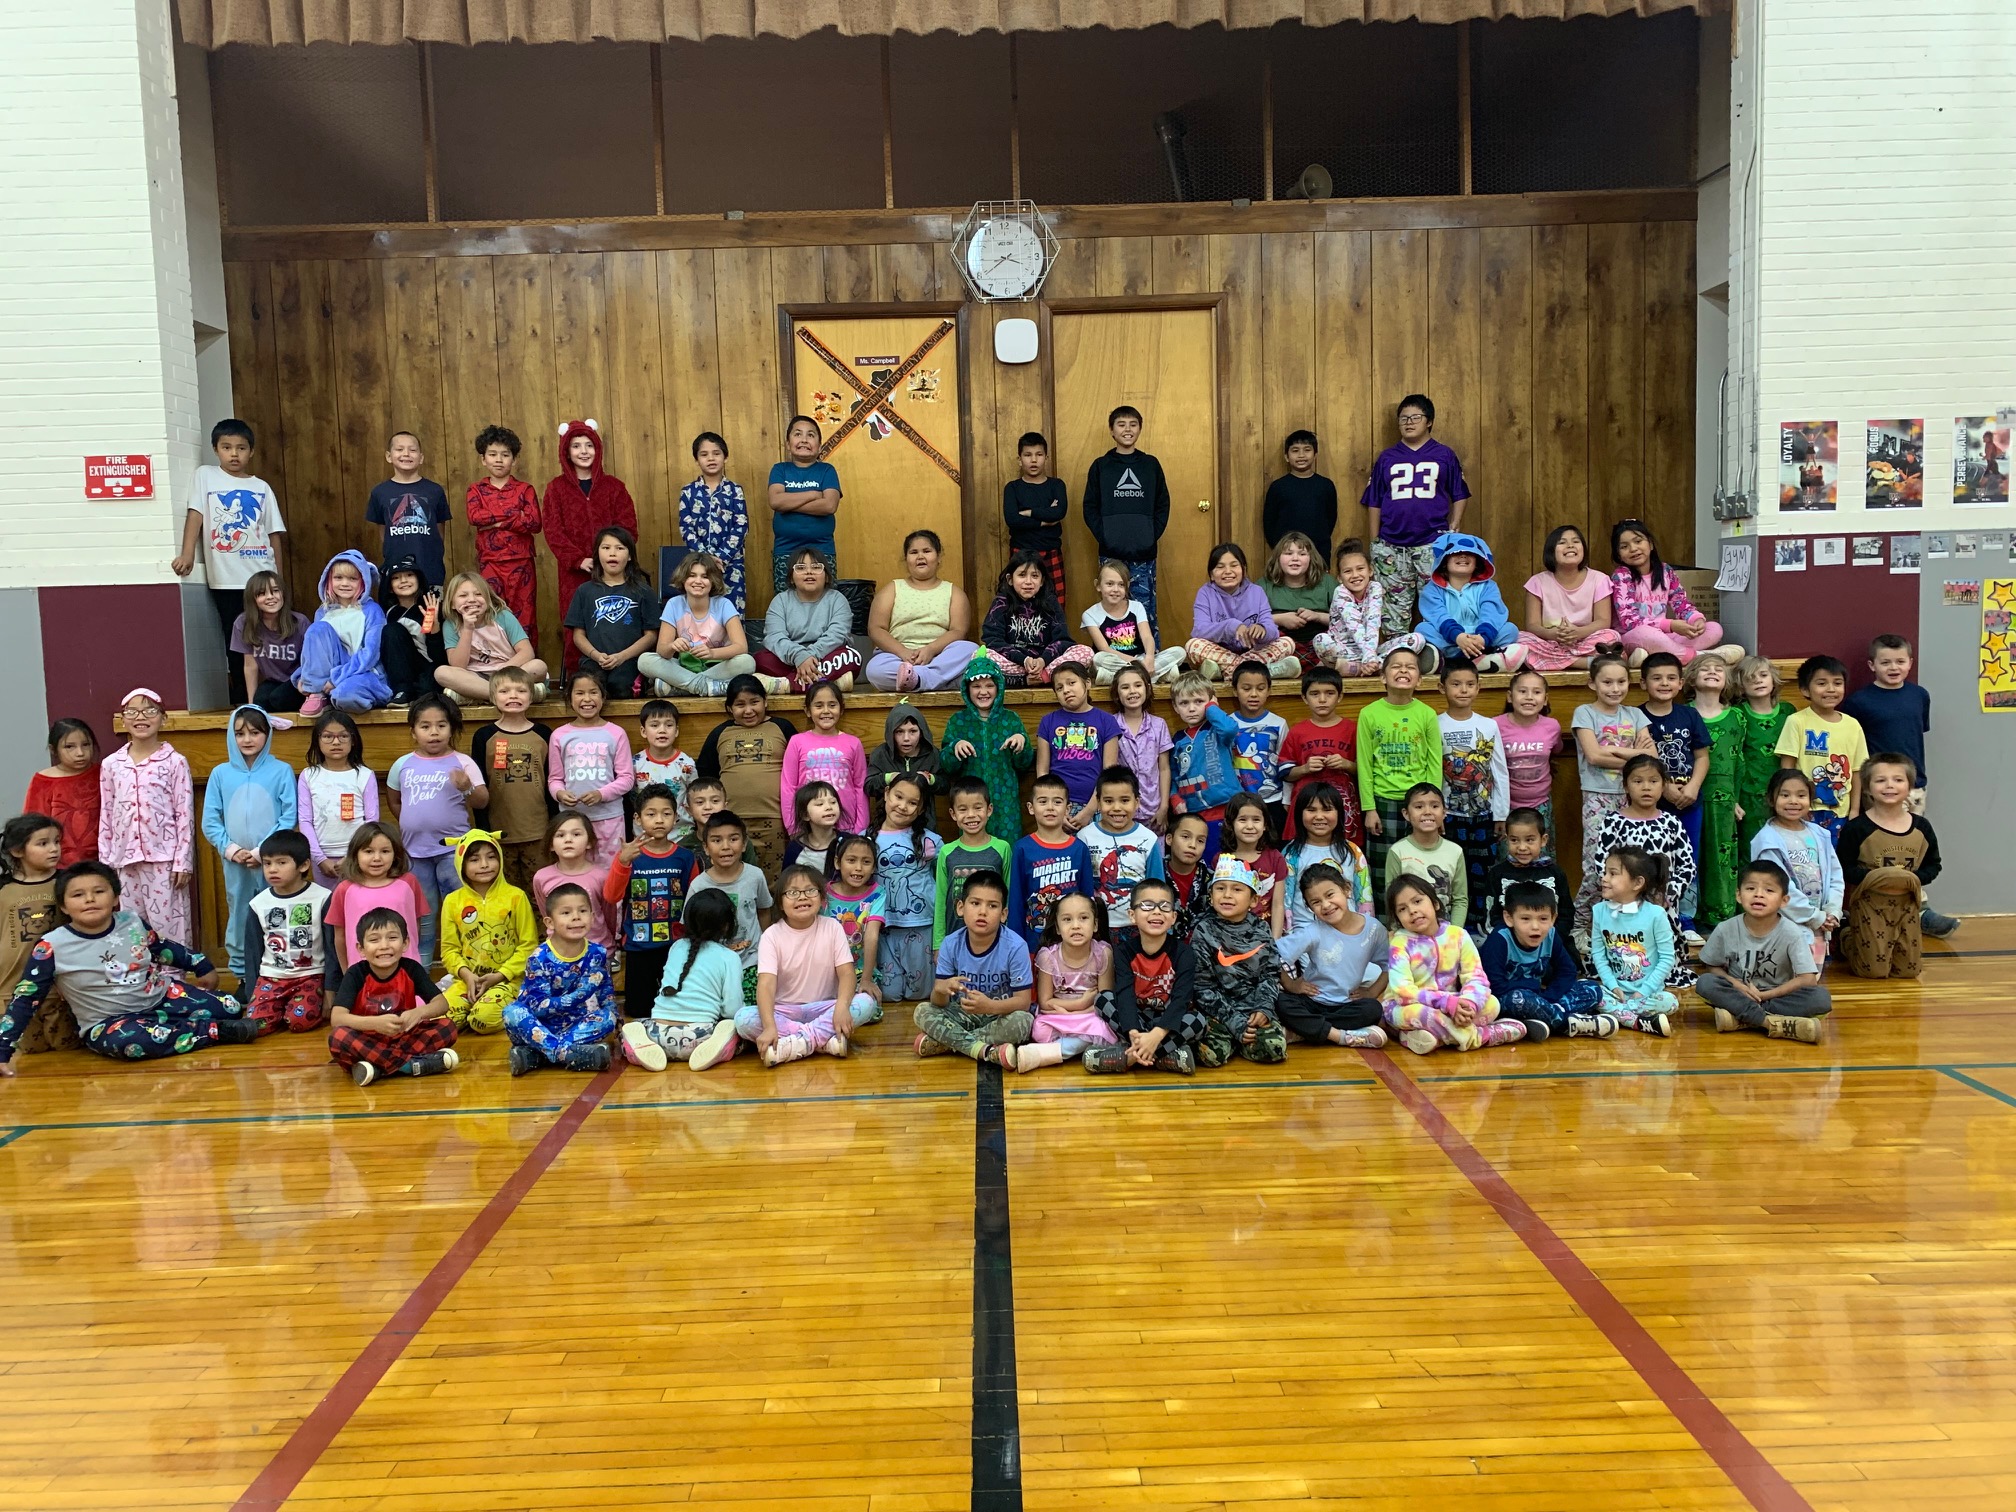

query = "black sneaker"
[1519,1019,1551,1043]
[1082,1044,1130,1074]
[564,1043,613,1073]
[1415,644,1442,677]
[402,1049,459,1077]
[509,1043,541,1077]
[1154,1043,1196,1076]
[214,1017,260,1045]
[1921,906,1961,939]
[1634,1010,1672,1038]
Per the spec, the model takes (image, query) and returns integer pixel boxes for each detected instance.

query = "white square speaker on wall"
[994,317,1039,365]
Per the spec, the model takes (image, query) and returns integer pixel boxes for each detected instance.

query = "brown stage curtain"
[178,0,1720,47]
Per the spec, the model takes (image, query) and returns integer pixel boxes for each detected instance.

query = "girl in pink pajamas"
[548,671,635,863]
[779,681,869,834]
[97,689,195,944]
[1381,873,1524,1056]
[1609,518,1743,668]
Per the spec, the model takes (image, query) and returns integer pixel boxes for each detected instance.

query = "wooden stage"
[3,919,2013,1510]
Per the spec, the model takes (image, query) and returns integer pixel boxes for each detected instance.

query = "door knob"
[1197,498,1212,511]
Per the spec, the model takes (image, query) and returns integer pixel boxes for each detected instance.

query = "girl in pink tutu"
[999,891,1118,1073]
[1516,525,1624,672]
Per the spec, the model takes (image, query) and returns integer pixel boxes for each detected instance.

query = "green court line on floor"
[1936,1067,2016,1110]
[603,1089,972,1111]
[1011,1076,1379,1097]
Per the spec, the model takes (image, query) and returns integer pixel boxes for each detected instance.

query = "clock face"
[966,217,1045,300]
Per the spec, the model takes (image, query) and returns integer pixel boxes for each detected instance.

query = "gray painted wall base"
[0,589,48,800]
[1919,548,2015,915]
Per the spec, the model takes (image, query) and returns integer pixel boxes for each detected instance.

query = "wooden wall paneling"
[877,241,938,301]
[1260,232,1316,546]
[380,258,447,569]
[770,245,826,306]
[1152,235,1209,295]
[329,260,393,585]
[655,248,722,521]
[1426,229,1482,503]
[549,254,612,443]
[491,254,558,661]
[221,261,284,542]
[1044,238,1098,301]
[1313,231,1373,549]
[1477,227,1536,598]
[1641,219,1697,564]
[1368,230,1430,462]
[433,254,506,636]
[712,246,780,614]
[1531,224,1591,558]
[1586,222,1645,535]
[1095,236,1155,298]
[963,303,1007,606]
[605,251,674,562]
[823,244,880,304]
[268,260,344,612]
[1210,235,1265,547]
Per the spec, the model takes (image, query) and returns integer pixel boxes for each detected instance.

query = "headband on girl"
[119,687,163,709]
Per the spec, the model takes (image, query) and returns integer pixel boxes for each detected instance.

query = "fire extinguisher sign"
[85,455,154,499]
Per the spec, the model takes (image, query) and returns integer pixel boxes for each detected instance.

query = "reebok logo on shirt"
[1113,468,1143,499]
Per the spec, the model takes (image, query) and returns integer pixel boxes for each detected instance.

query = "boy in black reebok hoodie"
[1082,404,1171,641]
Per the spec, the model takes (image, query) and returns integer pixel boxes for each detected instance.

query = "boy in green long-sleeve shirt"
[940,656,1034,845]
[1357,645,1442,886]
[935,776,1014,943]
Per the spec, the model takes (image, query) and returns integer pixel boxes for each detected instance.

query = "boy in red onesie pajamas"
[466,424,544,646]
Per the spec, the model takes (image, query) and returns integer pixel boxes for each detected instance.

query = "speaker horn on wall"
[1286,164,1333,201]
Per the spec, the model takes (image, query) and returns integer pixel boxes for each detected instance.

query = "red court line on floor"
[1360,1049,1815,1512]
[231,1064,623,1511]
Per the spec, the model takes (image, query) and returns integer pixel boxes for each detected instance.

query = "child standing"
[1684,654,1741,930]
[328,908,458,1085]
[564,526,659,700]
[1281,783,1374,931]
[200,703,296,978]
[366,431,452,589]
[438,570,549,703]
[386,695,488,964]
[1189,856,1287,1065]
[1187,544,1298,681]
[240,831,337,1035]
[767,415,842,592]
[1734,656,1795,862]
[1836,754,1943,979]
[678,431,749,612]
[466,425,543,643]
[1167,673,1244,853]
[867,705,942,816]
[1775,655,1868,837]
[1750,769,1844,970]
[1479,807,1574,927]
[1570,653,1655,933]
[1383,873,1521,1055]
[875,774,941,1003]
[548,672,635,864]
[1110,663,1174,832]
[1414,533,1525,672]
[1009,775,1095,946]
[1003,432,1071,601]
[439,828,538,1035]
[781,681,870,834]
[630,889,743,1072]
[1280,667,1361,846]
[1222,793,1288,934]
[1081,768,1166,931]
[1083,405,1172,636]
[231,570,309,712]
[534,812,614,951]
[1437,658,1510,930]
[1480,880,1609,1041]
[696,676,796,877]
[0,817,65,1054]
[294,551,391,715]
[1516,525,1621,672]
[1226,663,1292,833]
[29,719,100,867]
[468,668,553,896]
[981,553,1095,686]
[1036,663,1121,831]
[544,420,639,676]
[917,870,1035,1060]
[1841,634,1951,936]
[942,657,1033,844]
[1356,646,1440,888]
[1262,532,1340,675]
[1385,783,1468,931]
[379,557,445,706]
[1275,863,1389,1049]
[743,866,876,1065]
[1314,539,1434,678]
[1362,395,1471,643]
[1263,430,1338,565]
[172,418,287,706]
[1609,518,1735,665]
[603,785,696,1021]
[824,834,887,1007]
[1081,559,1186,685]
[1587,755,1697,944]
[1004,892,1119,1073]
[326,823,429,972]
[1084,877,1202,1074]
[1496,667,1562,845]
[934,778,1013,945]
[1697,859,1833,1042]
[633,700,698,837]
[1640,651,1712,939]
[0,863,254,1071]
[506,883,616,1075]
[98,690,194,944]
[1590,849,1679,1036]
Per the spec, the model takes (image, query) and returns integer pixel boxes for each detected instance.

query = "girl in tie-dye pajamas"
[1381,873,1524,1056]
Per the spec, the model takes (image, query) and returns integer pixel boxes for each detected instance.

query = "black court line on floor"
[971,1057,1021,1510]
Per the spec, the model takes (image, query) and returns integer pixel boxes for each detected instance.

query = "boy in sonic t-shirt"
[173,418,289,705]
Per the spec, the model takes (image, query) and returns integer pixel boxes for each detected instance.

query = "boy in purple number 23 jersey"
[1362,393,1472,644]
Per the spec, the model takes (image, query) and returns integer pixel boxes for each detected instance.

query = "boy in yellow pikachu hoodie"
[441,828,538,1032]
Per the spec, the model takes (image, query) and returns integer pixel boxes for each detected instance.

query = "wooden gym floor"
[6,926,2016,1511]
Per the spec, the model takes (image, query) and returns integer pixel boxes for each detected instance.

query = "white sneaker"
[764,1033,813,1067]
[820,1033,849,1058]
[621,1020,669,1072]
[1338,1026,1388,1050]
[439,1048,459,1072]
[688,1019,740,1071]
[1399,1029,1438,1056]
[1681,928,1706,951]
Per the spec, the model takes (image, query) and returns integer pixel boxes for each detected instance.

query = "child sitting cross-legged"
[627,887,744,1073]
[999,892,1120,1074]
[1479,880,1613,1042]
[505,883,617,1076]
[1190,855,1289,1066]
[1413,532,1526,673]
[240,828,339,1035]
[1275,862,1390,1050]
[1696,859,1834,1043]
[1382,872,1523,1055]
[744,865,877,1066]
[1084,877,1201,1074]
[439,827,538,1035]
[1590,847,1679,1037]
[327,907,459,1086]
[915,870,1035,1060]
[0,861,257,1073]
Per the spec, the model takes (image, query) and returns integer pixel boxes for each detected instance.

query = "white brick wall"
[0,0,200,587]
[1736,0,2016,532]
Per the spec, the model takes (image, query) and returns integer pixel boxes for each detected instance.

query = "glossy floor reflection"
[2,927,2014,1508]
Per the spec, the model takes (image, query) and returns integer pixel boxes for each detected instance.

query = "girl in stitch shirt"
[780,681,869,834]
[1382,873,1523,1056]
[549,671,636,864]
[98,689,195,944]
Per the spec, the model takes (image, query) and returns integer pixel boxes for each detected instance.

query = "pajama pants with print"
[1365,794,1410,915]
[248,973,328,1034]
[1444,813,1498,931]
[1128,561,1160,643]
[504,841,544,901]
[117,861,191,952]
[735,992,880,1052]
[878,924,934,1003]
[640,1019,717,1059]
[1098,993,1213,1054]
[1499,981,1603,1033]
[504,994,616,1066]
[1382,991,1510,1051]
[329,1015,458,1076]
[1198,1009,1288,1066]
[445,975,513,1034]
[1183,636,1301,681]
[1602,988,1679,1029]
[1371,541,1437,645]
[743,817,786,880]
[1573,791,1627,936]
[979,642,1094,687]
[912,1003,1035,1059]
[1694,975,1834,1029]
[481,556,538,651]
[84,983,245,1061]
